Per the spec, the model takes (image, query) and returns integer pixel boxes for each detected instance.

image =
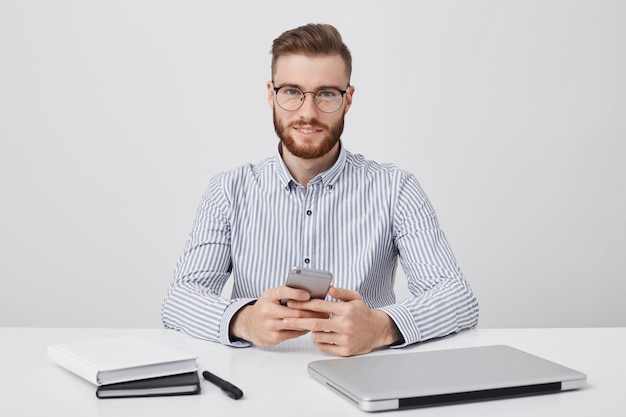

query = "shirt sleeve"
[160,175,254,347]
[378,171,479,347]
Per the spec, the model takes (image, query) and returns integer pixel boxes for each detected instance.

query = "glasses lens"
[276,86,304,111]
[314,88,344,113]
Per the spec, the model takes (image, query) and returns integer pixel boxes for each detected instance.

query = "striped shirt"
[161,144,479,348]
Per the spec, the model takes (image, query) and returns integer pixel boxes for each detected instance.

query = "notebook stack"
[47,336,200,398]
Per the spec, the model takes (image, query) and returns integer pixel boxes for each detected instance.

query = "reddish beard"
[273,109,345,159]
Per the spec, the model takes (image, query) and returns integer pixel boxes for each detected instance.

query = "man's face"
[268,54,353,159]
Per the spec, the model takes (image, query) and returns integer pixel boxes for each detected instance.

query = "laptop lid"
[307,345,587,412]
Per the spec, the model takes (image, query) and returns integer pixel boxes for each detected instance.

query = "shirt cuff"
[377,303,422,348]
[220,298,257,347]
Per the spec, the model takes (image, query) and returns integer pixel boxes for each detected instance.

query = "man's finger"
[286,298,338,315]
[264,285,311,304]
[282,317,336,333]
[328,285,362,302]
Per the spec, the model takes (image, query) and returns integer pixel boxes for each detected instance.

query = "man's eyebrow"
[274,83,302,89]
[274,82,346,90]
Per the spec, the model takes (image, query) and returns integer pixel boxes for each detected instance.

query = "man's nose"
[297,92,320,117]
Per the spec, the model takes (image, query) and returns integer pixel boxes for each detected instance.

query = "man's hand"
[283,286,400,356]
[229,286,328,347]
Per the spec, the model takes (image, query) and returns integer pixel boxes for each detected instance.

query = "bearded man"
[161,23,479,357]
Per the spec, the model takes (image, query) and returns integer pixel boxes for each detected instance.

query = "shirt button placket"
[302,184,318,267]
[304,209,312,264]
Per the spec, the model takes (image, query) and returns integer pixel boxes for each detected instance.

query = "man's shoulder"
[343,149,408,177]
[213,155,276,181]
[203,155,278,202]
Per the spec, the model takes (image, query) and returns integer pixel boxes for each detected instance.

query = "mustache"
[289,119,328,129]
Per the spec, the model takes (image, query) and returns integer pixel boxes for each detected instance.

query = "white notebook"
[47,336,197,386]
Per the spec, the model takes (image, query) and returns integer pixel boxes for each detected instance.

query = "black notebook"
[96,372,201,399]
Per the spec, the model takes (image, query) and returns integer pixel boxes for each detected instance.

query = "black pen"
[202,370,244,399]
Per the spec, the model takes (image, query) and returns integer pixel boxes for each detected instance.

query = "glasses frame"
[272,82,350,113]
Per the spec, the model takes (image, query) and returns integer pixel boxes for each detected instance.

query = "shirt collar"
[273,142,347,190]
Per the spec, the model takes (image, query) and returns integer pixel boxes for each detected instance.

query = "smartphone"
[280,267,333,305]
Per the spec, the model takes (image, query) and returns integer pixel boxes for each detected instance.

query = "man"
[161,23,478,357]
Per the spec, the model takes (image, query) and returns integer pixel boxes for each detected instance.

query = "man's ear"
[344,85,355,114]
[267,81,275,109]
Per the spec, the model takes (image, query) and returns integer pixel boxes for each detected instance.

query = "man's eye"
[283,88,301,96]
[318,89,339,98]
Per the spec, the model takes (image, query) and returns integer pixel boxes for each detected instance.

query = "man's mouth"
[294,125,323,135]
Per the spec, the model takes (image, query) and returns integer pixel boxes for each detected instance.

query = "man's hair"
[271,23,352,81]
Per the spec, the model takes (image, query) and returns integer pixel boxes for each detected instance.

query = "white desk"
[1,327,623,416]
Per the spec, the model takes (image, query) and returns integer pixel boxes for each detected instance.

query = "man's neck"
[281,142,340,189]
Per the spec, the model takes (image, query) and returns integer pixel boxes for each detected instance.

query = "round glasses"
[272,83,349,113]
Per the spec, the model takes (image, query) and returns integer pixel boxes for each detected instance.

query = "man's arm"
[161,175,332,347]
[379,171,479,347]
[160,176,256,346]
[284,171,478,355]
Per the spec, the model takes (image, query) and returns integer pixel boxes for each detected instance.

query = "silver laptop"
[308,345,587,412]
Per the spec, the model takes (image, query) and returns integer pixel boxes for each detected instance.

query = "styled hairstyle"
[271,23,352,81]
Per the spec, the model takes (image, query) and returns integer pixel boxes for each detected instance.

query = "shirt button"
[304,258,310,264]
[306,210,312,216]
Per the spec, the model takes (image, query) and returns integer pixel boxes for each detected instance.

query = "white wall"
[1,0,624,329]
